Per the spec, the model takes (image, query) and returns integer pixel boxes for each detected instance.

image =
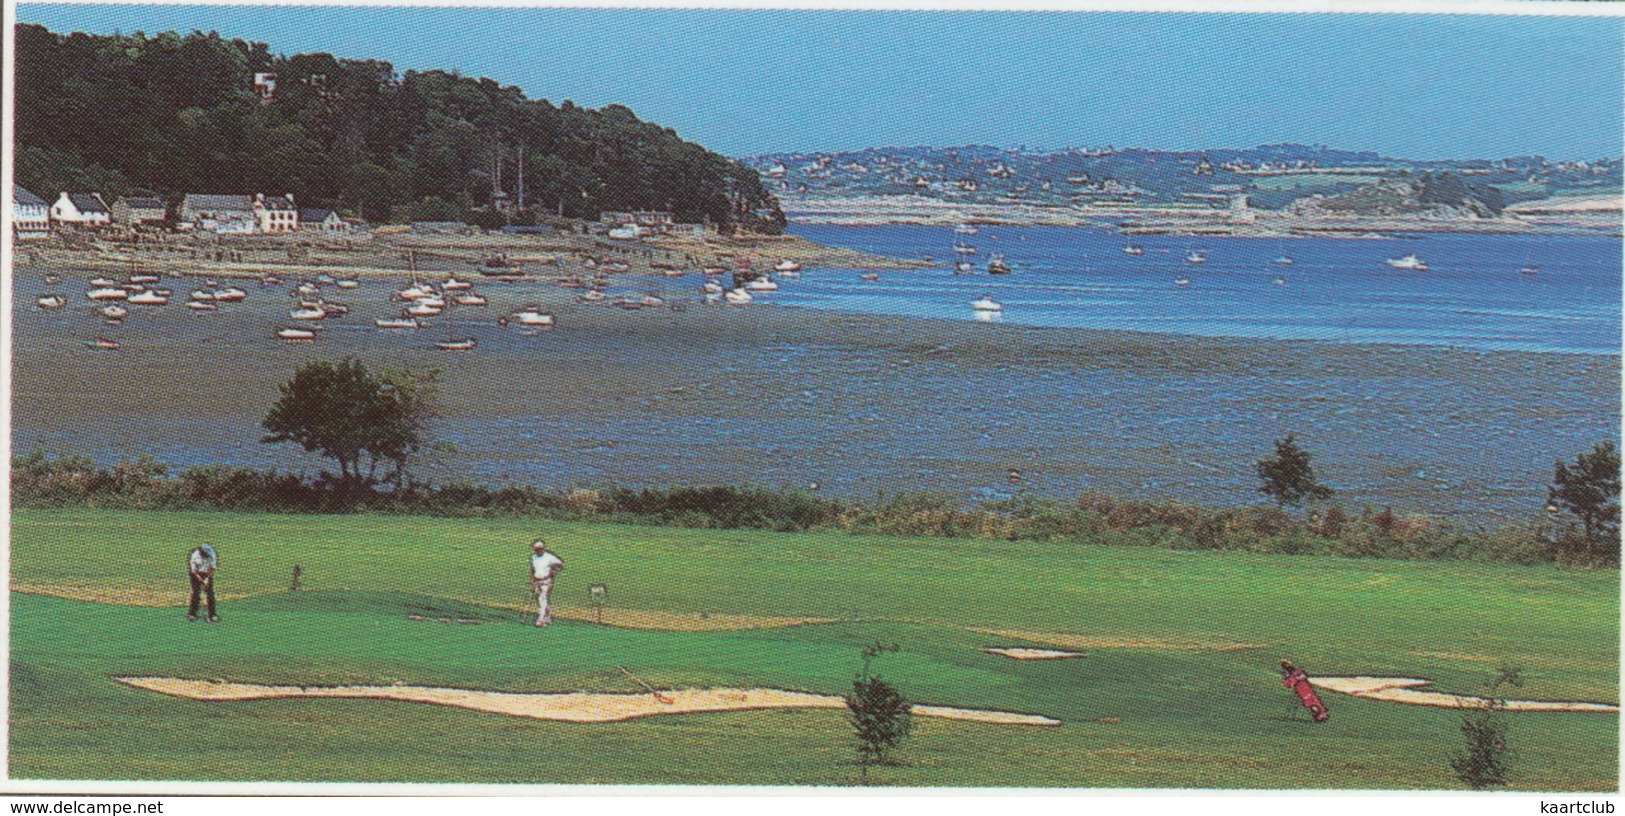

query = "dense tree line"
[14,24,785,232]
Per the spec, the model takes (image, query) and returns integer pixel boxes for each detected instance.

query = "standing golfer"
[530,539,564,626]
[187,543,219,622]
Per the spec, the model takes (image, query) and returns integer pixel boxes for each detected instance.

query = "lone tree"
[1547,440,1620,562]
[1256,433,1334,509]
[262,358,439,493]
[844,642,912,784]
[1451,664,1522,790]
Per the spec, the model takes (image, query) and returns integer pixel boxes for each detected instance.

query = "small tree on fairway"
[845,642,912,784]
[261,358,437,494]
[1547,441,1620,562]
[1451,664,1522,790]
[1256,433,1334,509]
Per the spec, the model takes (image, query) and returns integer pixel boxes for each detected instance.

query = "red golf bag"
[1282,664,1329,722]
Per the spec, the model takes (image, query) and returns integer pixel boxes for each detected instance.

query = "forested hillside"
[14,24,785,231]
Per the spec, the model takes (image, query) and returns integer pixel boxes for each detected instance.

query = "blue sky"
[17,4,1624,160]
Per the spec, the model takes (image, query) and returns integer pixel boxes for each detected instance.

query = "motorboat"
[745,278,779,291]
[442,277,473,290]
[702,281,724,295]
[129,273,160,285]
[434,338,477,351]
[774,259,802,272]
[971,296,1003,312]
[36,295,67,309]
[512,309,555,327]
[451,293,488,306]
[87,287,129,301]
[128,290,169,305]
[90,277,119,288]
[1387,254,1428,271]
[1123,244,1145,256]
[186,301,218,312]
[100,304,129,320]
[406,302,443,317]
[290,306,328,321]
[1185,251,1207,264]
[859,272,880,281]
[579,290,607,303]
[724,289,753,305]
[397,285,433,300]
[1174,277,1192,287]
[375,317,421,329]
[214,287,247,302]
[88,337,120,350]
[954,224,980,236]
[335,279,360,289]
[1273,256,1295,265]
[987,255,1011,275]
[1519,265,1540,275]
[191,290,217,301]
[277,327,317,342]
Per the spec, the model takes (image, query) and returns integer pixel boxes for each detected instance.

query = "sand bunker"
[984,647,1086,660]
[974,629,1259,652]
[115,677,1061,726]
[1310,677,1619,713]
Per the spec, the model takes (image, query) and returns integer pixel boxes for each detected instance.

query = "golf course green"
[11,507,1619,788]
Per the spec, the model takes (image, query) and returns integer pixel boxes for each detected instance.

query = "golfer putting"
[530,539,564,627]
[187,543,220,622]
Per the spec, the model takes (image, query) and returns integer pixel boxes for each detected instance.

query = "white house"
[180,194,256,233]
[51,192,111,227]
[254,193,299,233]
[298,207,347,233]
[12,185,50,238]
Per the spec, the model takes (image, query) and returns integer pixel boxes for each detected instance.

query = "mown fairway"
[11,508,1619,788]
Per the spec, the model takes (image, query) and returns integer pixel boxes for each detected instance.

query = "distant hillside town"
[742,144,1623,230]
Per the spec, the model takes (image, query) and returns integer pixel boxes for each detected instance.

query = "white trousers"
[533,578,553,625]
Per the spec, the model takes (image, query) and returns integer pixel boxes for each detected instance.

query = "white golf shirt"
[531,550,562,581]
[189,547,217,576]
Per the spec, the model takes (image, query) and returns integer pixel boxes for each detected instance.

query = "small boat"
[205,279,219,288]
[745,278,779,291]
[774,259,802,272]
[90,277,119,288]
[987,254,1011,275]
[190,289,217,301]
[859,272,881,281]
[641,295,665,308]
[129,273,160,285]
[397,285,433,300]
[418,297,448,309]
[953,242,977,256]
[295,282,321,296]
[954,260,974,274]
[702,266,728,276]
[702,281,725,295]
[1185,251,1207,264]
[289,307,327,321]
[1174,278,1191,287]
[316,273,337,284]
[321,302,350,316]
[512,309,555,327]
[451,293,488,306]
[261,275,283,287]
[1387,254,1428,271]
[971,296,1003,312]
[1519,265,1540,275]
[724,289,753,305]
[1273,256,1295,265]
[100,305,129,320]
[442,277,473,291]
[375,317,421,329]
[777,270,801,279]
[1123,244,1145,256]
[579,290,607,303]
[214,287,247,302]
[44,273,61,284]
[335,279,360,290]
[87,337,120,350]
[186,301,219,312]
[277,327,317,342]
[663,268,687,278]
[128,290,168,305]
[87,287,129,301]
[954,224,980,236]
[614,298,644,310]
[406,302,443,317]
[1272,277,1287,286]
[36,295,67,309]
[434,338,477,351]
